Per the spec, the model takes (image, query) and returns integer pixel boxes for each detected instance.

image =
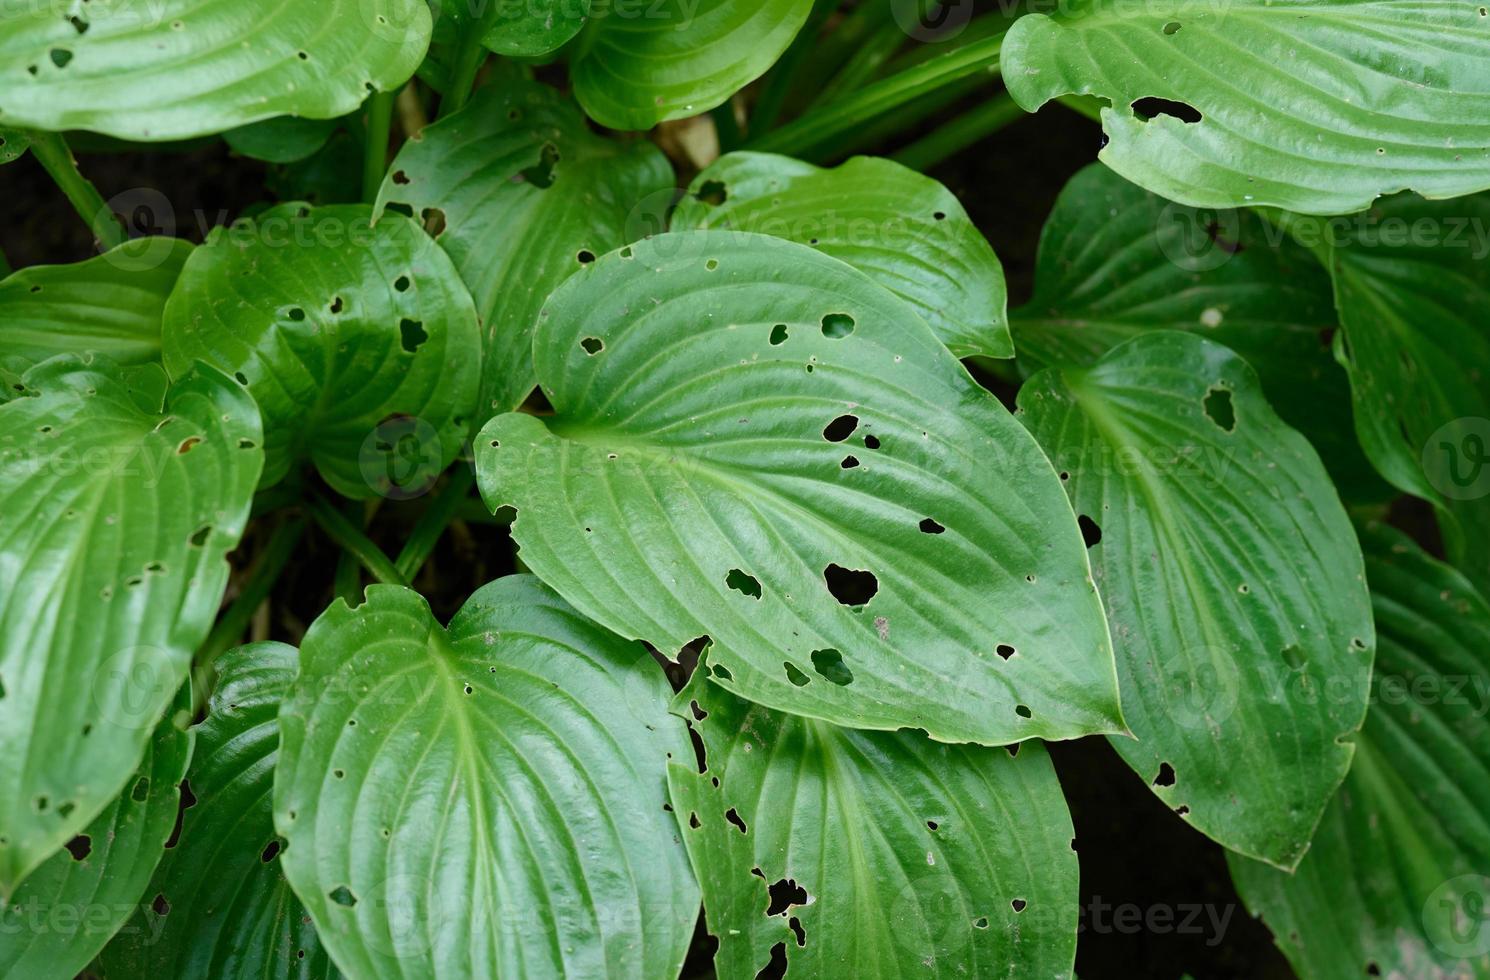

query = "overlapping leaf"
[273,577,698,979]
[476,231,1122,745]
[672,152,1012,359]
[0,1,431,140]
[0,238,193,368]
[0,127,27,164]
[375,81,673,416]
[1018,332,1374,868]
[669,667,1078,979]
[162,203,481,498]
[0,355,262,894]
[1229,523,1490,979]
[225,117,339,165]
[484,0,592,57]
[103,644,338,979]
[1002,1,1490,214]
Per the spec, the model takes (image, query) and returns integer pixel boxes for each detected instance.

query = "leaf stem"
[362,90,396,203]
[443,16,496,118]
[395,464,475,581]
[892,92,1024,172]
[194,517,306,673]
[28,132,125,250]
[750,0,845,133]
[306,493,407,587]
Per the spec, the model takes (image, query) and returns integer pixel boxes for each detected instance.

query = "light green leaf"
[273,577,698,979]
[1017,331,1374,869]
[162,203,481,499]
[484,0,591,56]
[0,127,28,164]
[1012,162,1383,498]
[475,231,1122,745]
[1002,2,1490,214]
[672,152,1012,360]
[375,81,673,416]
[225,117,339,165]
[0,355,262,894]
[669,665,1078,979]
[571,0,814,130]
[102,643,337,979]
[0,1,431,141]
[0,238,193,368]
[1229,522,1490,979]
[0,685,192,979]
[1321,191,1490,596]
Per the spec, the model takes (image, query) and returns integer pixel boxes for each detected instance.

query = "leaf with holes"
[1320,191,1490,596]
[1011,162,1384,497]
[483,0,592,56]
[273,577,698,979]
[102,643,338,979]
[671,152,1012,359]
[1017,331,1374,869]
[0,684,191,978]
[569,0,814,130]
[1002,1,1490,214]
[0,354,262,895]
[1229,523,1490,978]
[0,127,27,164]
[0,1,430,140]
[669,666,1079,979]
[162,203,481,499]
[475,231,1122,745]
[375,81,673,417]
[0,238,193,369]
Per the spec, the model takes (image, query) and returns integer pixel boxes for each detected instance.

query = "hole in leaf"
[725,808,748,834]
[1015,704,1032,719]
[823,563,878,607]
[1203,386,1236,431]
[50,48,72,68]
[840,455,859,469]
[1282,644,1305,669]
[822,414,858,443]
[688,811,701,829]
[260,840,281,863]
[286,306,306,322]
[755,941,787,980]
[329,886,357,907]
[518,142,560,188]
[399,319,427,353]
[1162,20,1181,33]
[769,324,789,345]
[177,437,201,454]
[695,180,727,206]
[810,648,853,686]
[784,662,810,686]
[152,893,170,917]
[394,275,411,292]
[330,296,344,314]
[581,336,604,355]
[821,313,855,339]
[863,434,881,450]
[189,525,212,547]
[576,249,596,264]
[131,777,150,801]
[1078,514,1102,548]
[1012,898,1027,913]
[975,916,989,929]
[766,878,811,916]
[1131,97,1202,124]
[788,916,806,947]
[64,835,91,860]
[726,568,762,599]
[1154,762,1177,787]
[919,518,945,535]
[996,643,1015,660]
[712,663,733,681]
[391,170,410,185]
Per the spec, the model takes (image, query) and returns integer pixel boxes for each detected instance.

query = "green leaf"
[0,238,193,369]
[669,666,1079,979]
[1321,192,1490,596]
[1229,522,1490,979]
[1002,2,1490,214]
[1017,331,1374,869]
[273,577,698,978]
[102,643,338,979]
[0,685,192,979]
[571,0,814,130]
[672,151,1012,360]
[0,126,28,164]
[1011,162,1384,498]
[162,203,481,499]
[225,117,339,165]
[0,2,431,141]
[0,355,262,894]
[375,81,673,416]
[475,231,1122,745]
[484,0,592,56]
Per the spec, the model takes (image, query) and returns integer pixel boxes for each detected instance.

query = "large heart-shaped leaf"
[273,577,698,979]
[1018,331,1374,869]
[0,238,193,369]
[669,666,1078,979]
[0,355,262,894]
[0,1,431,140]
[671,152,1012,360]
[102,644,338,979]
[1002,2,1490,214]
[0,685,191,979]
[1229,523,1490,979]
[570,0,813,130]
[375,81,673,417]
[475,231,1122,745]
[483,0,592,56]
[1011,162,1382,496]
[162,204,481,499]
[1321,192,1490,596]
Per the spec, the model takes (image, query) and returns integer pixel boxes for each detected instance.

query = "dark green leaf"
[484,0,592,57]
[0,127,28,164]
[225,117,339,165]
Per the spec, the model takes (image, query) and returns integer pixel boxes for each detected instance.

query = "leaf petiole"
[27,132,126,250]
[305,493,408,587]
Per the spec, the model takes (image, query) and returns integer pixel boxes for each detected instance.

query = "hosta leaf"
[1321,192,1490,596]
[671,152,1012,360]
[225,117,339,165]
[0,685,191,979]
[0,238,193,368]
[0,127,27,164]
[475,231,1122,745]
[162,204,481,499]
[0,355,262,894]
[484,0,591,56]
[102,643,338,979]
[375,81,673,417]
[1229,523,1490,979]
[570,0,813,130]
[1002,1,1490,214]
[0,1,431,141]
[1012,162,1382,497]
[273,577,698,979]
[1017,331,1374,868]
[669,666,1078,979]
